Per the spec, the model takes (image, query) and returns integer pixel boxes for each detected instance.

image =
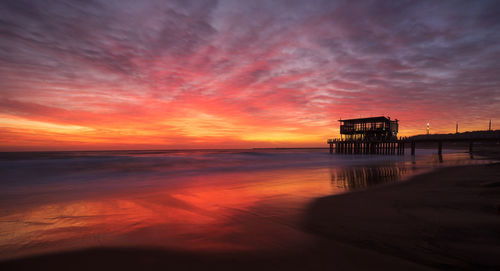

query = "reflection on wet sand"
[331,165,411,190]
[0,168,338,260]
[331,152,488,191]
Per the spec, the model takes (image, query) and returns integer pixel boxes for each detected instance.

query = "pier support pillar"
[411,141,415,156]
[438,141,442,155]
[469,141,473,154]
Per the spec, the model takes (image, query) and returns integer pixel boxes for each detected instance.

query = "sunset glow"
[1,0,499,150]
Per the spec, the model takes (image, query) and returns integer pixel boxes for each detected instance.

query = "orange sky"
[1,1,499,151]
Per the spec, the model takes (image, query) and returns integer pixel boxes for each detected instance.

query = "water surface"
[0,148,489,260]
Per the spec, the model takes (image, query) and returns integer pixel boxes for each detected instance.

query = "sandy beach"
[2,155,499,270]
[306,162,500,270]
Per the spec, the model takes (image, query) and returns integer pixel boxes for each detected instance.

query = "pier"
[327,117,500,155]
[407,131,500,156]
[328,116,403,155]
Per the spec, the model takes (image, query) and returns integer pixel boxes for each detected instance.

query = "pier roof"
[338,116,394,123]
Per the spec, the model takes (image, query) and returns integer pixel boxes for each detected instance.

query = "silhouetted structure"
[339,116,398,141]
[328,115,500,157]
[328,116,403,155]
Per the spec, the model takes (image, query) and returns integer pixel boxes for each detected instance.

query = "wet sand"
[1,159,499,270]
[306,162,500,270]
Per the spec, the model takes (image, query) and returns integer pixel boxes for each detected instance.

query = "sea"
[0,148,491,260]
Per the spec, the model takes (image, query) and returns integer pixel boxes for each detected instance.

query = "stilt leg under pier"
[411,141,415,155]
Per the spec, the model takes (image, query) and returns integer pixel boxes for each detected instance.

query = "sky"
[1,0,500,150]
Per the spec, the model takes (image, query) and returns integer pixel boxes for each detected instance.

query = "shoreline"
[1,156,499,270]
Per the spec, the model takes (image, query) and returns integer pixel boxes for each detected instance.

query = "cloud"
[1,0,500,149]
